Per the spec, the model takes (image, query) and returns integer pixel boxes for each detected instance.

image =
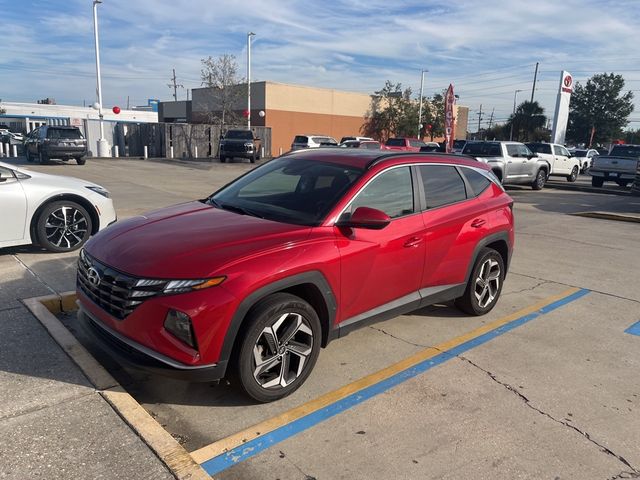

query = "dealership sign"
[551,71,572,144]
[444,84,456,153]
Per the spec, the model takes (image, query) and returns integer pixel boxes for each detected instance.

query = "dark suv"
[219,129,262,163]
[24,126,88,165]
[78,149,514,402]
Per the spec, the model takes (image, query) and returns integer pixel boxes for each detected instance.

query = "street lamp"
[417,69,428,138]
[509,89,523,141]
[92,0,109,157]
[247,32,256,130]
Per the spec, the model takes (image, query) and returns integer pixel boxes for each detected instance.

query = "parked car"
[24,126,88,165]
[219,129,262,163]
[569,148,599,173]
[462,141,550,189]
[340,140,381,149]
[383,137,427,151]
[525,142,581,182]
[77,148,514,402]
[339,136,373,144]
[0,161,116,252]
[290,135,338,150]
[419,142,442,152]
[589,144,640,187]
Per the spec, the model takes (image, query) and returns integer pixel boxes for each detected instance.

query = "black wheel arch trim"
[218,270,338,369]
[463,231,512,286]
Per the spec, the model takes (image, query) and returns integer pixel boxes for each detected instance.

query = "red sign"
[444,84,456,153]
[561,74,573,94]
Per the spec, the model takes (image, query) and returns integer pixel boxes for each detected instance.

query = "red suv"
[77,149,514,402]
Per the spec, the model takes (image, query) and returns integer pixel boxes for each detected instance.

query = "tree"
[505,101,547,142]
[362,81,418,141]
[623,128,640,144]
[419,93,445,141]
[200,54,244,126]
[0,99,5,115]
[567,73,634,146]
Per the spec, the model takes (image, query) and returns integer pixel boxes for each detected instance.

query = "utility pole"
[488,108,495,129]
[476,104,483,135]
[417,69,427,138]
[247,32,256,130]
[530,62,539,103]
[126,95,130,110]
[168,69,183,101]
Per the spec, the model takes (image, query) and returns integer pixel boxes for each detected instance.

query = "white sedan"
[0,161,116,252]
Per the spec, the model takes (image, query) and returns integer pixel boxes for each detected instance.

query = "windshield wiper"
[212,200,264,219]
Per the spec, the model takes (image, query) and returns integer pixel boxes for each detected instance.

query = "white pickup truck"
[526,143,581,182]
[589,144,640,187]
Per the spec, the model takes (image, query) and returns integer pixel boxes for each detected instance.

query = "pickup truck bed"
[589,145,640,187]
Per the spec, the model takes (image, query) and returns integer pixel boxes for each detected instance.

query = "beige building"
[190,81,468,155]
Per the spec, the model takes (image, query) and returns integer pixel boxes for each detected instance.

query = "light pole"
[417,69,427,138]
[509,89,523,141]
[247,32,255,130]
[92,0,109,157]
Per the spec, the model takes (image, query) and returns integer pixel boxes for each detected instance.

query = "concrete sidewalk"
[0,252,174,480]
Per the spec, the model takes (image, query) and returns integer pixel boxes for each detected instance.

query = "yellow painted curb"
[23,292,211,480]
[191,287,580,464]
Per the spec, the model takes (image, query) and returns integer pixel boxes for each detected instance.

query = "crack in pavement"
[458,355,640,476]
[11,254,58,296]
[501,280,550,296]
[606,471,640,480]
[278,450,317,480]
[368,326,639,475]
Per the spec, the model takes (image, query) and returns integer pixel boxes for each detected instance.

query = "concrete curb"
[22,292,211,480]
[544,181,630,196]
[570,211,640,224]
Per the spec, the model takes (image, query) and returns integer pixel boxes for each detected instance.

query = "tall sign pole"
[417,69,427,138]
[247,32,255,130]
[551,71,573,144]
[444,84,456,153]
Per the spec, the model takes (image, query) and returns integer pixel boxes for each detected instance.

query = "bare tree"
[200,54,244,127]
[0,99,6,115]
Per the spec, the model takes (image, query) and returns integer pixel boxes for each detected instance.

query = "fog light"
[164,309,197,349]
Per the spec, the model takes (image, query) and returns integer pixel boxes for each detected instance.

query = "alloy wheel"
[252,312,314,389]
[45,206,89,250]
[474,258,501,308]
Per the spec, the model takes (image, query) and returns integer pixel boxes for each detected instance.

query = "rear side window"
[527,143,551,154]
[47,128,82,139]
[385,138,405,147]
[419,165,467,209]
[293,136,308,144]
[462,142,501,156]
[348,167,414,218]
[461,168,492,196]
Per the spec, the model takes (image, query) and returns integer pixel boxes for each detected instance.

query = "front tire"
[38,149,48,164]
[76,156,86,165]
[234,293,321,403]
[219,155,226,163]
[591,177,604,187]
[36,201,92,252]
[567,166,578,182]
[455,248,505,316]
[532,169,546,190]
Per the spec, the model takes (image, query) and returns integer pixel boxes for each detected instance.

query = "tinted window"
[363,141,381,149]
[462,142,501,156]
[46,128,82,139]
[461,168,492,196]
[573,150,588,156]
[225,130,252,139]
[409,139,424,148]
[527,143,552,154]
[348,167,414,219]
[293,136,308,144]
[419,165,467,209]
[212,158,363,226]
[385,138,406,147]
[609,146,640,158]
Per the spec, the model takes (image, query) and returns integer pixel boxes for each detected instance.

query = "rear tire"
[455,248,505,316]
[219,155,226,163]
[591,177,604,187]
[36,201,92,252]
[531,169,546,190]
[250,152,256,164]
[234,293,321,403]
[567,166,578,182]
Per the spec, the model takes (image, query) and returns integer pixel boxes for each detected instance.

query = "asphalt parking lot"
[2,156,640,480]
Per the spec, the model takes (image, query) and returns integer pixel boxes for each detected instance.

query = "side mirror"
[336,206,391,230]
[527,153,538,159]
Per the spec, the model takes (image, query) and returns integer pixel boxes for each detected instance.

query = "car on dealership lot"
[290,135,338,150]
[24,125,88,165]
[462,141,549,189]
[219,129,262,163]
[589,144,640,187]
[453,140,467,153]
[525,142,581,182]
[340,140,381,149]
[569,148,599,173]
[77,149,514,403]
[383,137,428,151]
[0,161,116,252]
[339,136,373,144]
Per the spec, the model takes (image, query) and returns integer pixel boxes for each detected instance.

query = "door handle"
[403,237,422,248]
[470,218,486,228]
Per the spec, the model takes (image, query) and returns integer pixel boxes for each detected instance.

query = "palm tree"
[506,101,547,142]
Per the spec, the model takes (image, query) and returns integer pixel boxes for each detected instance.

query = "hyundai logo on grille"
[87,267,101,286]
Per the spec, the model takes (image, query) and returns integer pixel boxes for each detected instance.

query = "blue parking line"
[625,321,640,336]
[201,288,590,476]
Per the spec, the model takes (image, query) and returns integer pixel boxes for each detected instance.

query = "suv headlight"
[135,276,226,295]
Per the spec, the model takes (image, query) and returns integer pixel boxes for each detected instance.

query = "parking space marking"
[625,321,640,336]
[192,287,590,475]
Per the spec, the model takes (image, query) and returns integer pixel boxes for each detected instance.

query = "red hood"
[85,201,311,278]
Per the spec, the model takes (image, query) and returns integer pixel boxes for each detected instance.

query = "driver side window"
[0,167,16,183]
[347,167,414,219]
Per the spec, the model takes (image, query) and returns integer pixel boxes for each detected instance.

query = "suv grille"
[77,254,167,320]
[222,143,250,153]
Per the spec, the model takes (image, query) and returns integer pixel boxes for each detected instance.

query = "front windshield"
[224,130,252,139]
[209,158,364,226]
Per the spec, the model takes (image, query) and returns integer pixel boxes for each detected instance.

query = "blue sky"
[2,0,640,131]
